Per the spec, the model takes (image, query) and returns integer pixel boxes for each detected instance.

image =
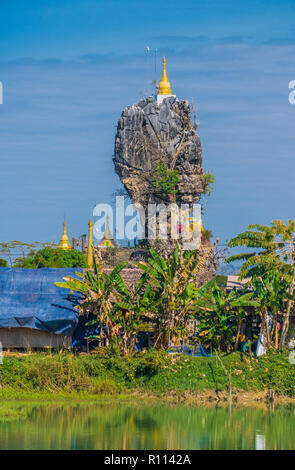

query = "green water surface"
[0,402,294,450]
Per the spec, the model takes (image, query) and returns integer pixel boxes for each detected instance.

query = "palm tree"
[226,219,295,350]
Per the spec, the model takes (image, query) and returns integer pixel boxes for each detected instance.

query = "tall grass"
[0,349,294,398]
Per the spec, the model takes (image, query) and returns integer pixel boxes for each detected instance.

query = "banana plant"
[251,271,293,349]
[55,252,126,345]
[135,242,215,349]
[192,282,259,351]
[110,272,152,355]
[226,219,295,349]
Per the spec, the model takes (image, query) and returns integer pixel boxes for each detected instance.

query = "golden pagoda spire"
[98,215,117,248]
[158,57,172,95]
[196,206,203,233]
[58,221,72,250]
[103,215,113,241]
[87,219,94,268]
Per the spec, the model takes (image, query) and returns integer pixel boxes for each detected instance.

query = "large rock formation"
[114,96,204,207]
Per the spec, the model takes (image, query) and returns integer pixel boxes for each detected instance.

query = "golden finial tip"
[158,56,172,96]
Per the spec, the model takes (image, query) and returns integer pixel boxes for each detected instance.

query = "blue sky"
[0,0,294,247]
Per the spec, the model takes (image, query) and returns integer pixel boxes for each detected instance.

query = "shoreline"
[1,389,295,408]
[1,350,295,407]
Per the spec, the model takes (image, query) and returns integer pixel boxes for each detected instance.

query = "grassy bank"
[0,349,294,401]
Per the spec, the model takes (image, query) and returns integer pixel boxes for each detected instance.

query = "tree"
[0,241,41,266]
[192,282,259,351]
[136,242,216,349]
[0,241,58,267]
[0,258,7,267]
[55,252,126,346]
[226,219,295,350]
[14,247,87,268]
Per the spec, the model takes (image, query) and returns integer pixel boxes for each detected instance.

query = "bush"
[200,172,215,195]
[13,247,87,268]
[90,378,121,395]
[1,350,295,398]
[151,163,179,196]
[135,349,168,377]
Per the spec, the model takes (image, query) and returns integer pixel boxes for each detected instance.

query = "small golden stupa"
[158,57,172,96]
[98,215,116,248]
[58,221,72,250]
[186,209,203,234]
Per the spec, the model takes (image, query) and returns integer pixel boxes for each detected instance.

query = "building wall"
[0,327,71,349]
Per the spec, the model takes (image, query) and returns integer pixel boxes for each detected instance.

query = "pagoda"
[97,215,117,248]
[157,57,175,105]
[58,221,71,250]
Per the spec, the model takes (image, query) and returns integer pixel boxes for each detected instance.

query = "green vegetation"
[55,220,295,356]
[0,258,7,267]
[14,247,87,268]
[1,219,295,403]
[56,243,216,354]
[151,163,180,197]
[200,172,215,195]
[56,252,153,356]
[0,240,56,266]
[110,272,152,355]
[226,220,295,350]
[0,241,86,268]
[193,282,259,351]
[0,349,295,399]
[56,252,127,352]
[136,244,215,349]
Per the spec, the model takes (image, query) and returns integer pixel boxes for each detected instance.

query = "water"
[0,402,295,450]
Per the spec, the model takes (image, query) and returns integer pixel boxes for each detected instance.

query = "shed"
[0,268,82,349]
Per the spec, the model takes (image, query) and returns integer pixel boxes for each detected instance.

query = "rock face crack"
[114,95,204,206]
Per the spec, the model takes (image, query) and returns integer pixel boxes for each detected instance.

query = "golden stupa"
[186,209,204,234]
[58,221,72,250]
[158,57,172,95]
[98,215,116,248]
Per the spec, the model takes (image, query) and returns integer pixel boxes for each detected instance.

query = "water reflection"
[0,402,295,450]
[255,432,266,450]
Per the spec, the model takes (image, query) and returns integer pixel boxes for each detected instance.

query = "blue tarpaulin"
[0,268,82,336]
